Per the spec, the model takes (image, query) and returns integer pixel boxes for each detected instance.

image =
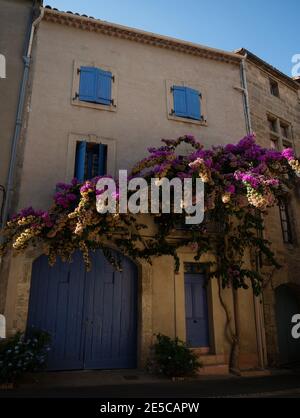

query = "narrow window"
[279,200,293,244]
[268,116,277,132]
[280,123,290,139]
[74,141,107,181]
[270,135,279,150]
[269,79,280,97]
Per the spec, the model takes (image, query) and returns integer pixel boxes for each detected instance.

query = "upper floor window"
[171,86,202,121]
[74,141,107,181]
[268,116,277,133]
[280,122,290,140]
[267,114,293,151]
[78,66,113,105]
[269,78,280,97]
[72,61,117,112]
[279,199,293,244]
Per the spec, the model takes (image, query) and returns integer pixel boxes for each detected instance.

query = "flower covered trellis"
[1,134,299,295]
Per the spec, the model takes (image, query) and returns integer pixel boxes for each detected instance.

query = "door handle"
[193,320,198,324]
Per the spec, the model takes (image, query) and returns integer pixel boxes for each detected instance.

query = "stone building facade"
[237,48,300,365]
[0,5,299,373]
[0,6,263,373]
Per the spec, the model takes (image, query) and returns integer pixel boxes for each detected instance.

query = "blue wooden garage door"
[27,250,138,370]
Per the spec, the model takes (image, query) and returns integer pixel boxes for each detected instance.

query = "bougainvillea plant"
[1,134,299,296]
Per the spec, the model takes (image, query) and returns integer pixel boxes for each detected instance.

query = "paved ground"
[1,370,300,398]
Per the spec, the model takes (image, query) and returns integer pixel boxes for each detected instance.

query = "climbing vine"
[1,134,299,296]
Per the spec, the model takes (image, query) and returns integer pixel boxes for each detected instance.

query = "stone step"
[192,351,229,375]
[197,364,229,376]
[192,352,227,366]
[239,369,272,377]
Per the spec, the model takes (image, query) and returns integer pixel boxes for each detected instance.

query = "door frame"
[174,251,216,354]
[184,269,210,349]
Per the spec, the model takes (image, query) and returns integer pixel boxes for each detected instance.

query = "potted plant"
[148,334,202,380]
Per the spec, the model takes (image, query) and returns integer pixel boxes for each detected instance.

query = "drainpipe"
[0,7,44,236]
[240,55,252,134]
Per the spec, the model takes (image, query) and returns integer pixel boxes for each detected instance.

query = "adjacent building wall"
[0,0,39,315]
[0,0,34,212]
[245,58,300,365]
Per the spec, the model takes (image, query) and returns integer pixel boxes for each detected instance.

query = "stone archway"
[4,247,153,368]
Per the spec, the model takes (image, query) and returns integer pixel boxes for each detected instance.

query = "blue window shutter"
[96,69,112,105]
[79,67,98,102]
[98,144,107,176]
[173,86,188,117]
[186,87,201,120]
[75,142,86,182]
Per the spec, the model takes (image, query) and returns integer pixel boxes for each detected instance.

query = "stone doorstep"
[193,352,276,377]
[198,364,229,376]
[194,352,227,366]
[192,352,230,376]
[238,369,272,377]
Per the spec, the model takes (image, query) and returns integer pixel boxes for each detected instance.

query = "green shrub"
[149,334,201,378]
[0,328,51,384]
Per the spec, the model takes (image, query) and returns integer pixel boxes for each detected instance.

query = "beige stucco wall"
[17,20,247,211]
[246,59,300,365]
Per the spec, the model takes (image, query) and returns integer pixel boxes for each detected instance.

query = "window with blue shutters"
[172,86,202,121]
[78,66,113,106]
[74,142,107,181]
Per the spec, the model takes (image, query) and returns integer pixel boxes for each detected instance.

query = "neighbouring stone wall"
[246,59,300,365]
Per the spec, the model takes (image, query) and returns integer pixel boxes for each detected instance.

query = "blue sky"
[46,0,299,76]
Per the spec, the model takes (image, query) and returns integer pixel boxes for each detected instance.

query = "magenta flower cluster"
[132,134,298,210]
[8,134,299,236]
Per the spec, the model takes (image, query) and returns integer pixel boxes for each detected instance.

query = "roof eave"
[236,48,299,91]
[42,7,243,65]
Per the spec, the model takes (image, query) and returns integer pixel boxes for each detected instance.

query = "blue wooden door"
[83,252,137,369]
[185,274,209,347]
[27,250,137,370]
